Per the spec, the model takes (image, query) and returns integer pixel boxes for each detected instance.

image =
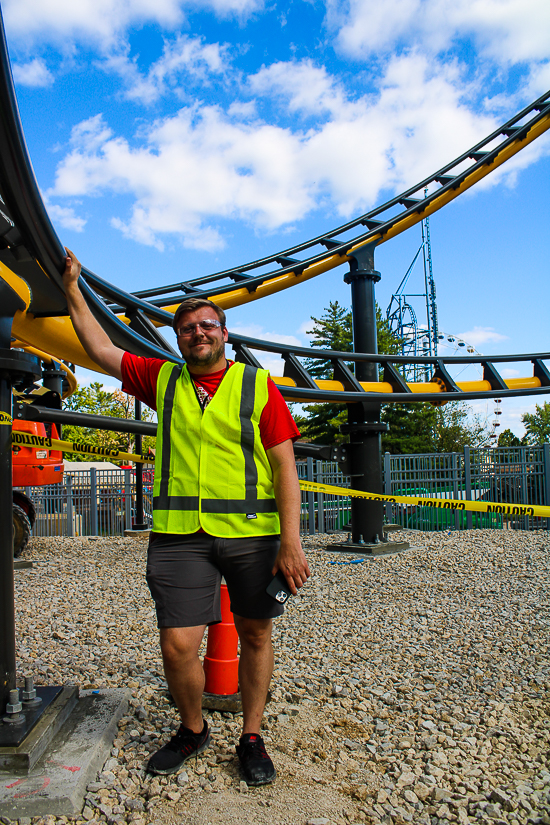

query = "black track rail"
[0,9,548,404]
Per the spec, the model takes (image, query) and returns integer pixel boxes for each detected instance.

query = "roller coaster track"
[0,9,548,405]
[126,92,550,313]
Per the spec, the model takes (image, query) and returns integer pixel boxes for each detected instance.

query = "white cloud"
[47,203,87,232]
[229,324,304,347]
[298,319,316,340]
[74,366,120,391]
[103,35,230,105]
[228,100,257,119]
[3,0,264,49]
[327,0,422,57]
[457,327,508,347]
[47,51,547,251]
[526,61,550,98]
[494,399,539,437]
[249,53,497,215]
[250,354,286,376]
[224,323,306,374]
[249,60,345,116]
[12,58,54,87]
[49,106,315,250]
[327,0,550,66]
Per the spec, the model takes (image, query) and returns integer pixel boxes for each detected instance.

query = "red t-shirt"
[121,352,300,450]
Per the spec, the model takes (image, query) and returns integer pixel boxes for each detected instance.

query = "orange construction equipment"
[203,583,239,695]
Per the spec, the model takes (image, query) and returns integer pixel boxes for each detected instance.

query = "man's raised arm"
[63,248,125,382]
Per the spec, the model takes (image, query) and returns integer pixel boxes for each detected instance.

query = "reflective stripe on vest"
[152,361,280,536]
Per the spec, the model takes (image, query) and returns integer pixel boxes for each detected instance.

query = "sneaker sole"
[147,732,211,776]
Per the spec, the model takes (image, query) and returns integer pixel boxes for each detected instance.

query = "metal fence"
[17,445,550,539]
[297,458,351,534]
[25,467,153,538]
[383,444,550,532]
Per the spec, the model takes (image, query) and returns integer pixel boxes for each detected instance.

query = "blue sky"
[4,0,550,436]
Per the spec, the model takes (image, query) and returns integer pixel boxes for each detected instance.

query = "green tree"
[381,400,492,454]
[497,428,521,447]
[298,302,493,452]
[305,301,353,370]
[299,301,400,444]
[432,401,493,452]
[62,382,156,462]
[522,402,550,445]
[381,403,437,454]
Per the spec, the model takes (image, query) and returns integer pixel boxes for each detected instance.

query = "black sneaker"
[147,720,210,775]
[236,733,276,786]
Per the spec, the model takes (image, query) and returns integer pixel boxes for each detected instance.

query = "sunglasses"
[176,319,222,337]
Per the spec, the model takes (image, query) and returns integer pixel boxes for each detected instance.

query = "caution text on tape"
[298,479,550,519]
[11,430,153,464]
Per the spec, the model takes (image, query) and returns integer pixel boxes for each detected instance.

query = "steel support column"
[327,244,409,556]
[0,282,41,713]
[0,366,15,714]
[344,245,385,543]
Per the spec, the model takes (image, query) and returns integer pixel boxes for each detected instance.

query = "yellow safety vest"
[152,361,280,537]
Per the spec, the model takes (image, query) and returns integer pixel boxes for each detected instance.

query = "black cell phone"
[266,570,293,604]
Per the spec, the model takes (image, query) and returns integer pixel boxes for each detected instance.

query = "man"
[62,249,310,786]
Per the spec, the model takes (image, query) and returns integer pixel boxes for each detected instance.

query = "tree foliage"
[299,301,399,444]
[522,402,550,445]
[497,428,522,447]
[62,382,156,462]
[381,403,437,454]
[381,401,493,453]
[299,301,494,452]
[432,402,493,452]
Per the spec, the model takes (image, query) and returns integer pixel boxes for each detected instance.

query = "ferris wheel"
[435,331,501,443]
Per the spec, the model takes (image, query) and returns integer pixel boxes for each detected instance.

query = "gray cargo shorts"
[146,531,284,628]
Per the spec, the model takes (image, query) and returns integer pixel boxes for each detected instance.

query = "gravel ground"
[8,528,550,825]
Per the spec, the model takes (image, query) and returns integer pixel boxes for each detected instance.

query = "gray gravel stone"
[12,530,550,825]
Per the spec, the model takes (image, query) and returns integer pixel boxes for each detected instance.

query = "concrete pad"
[123,529,150,539]
[202,691,242,713]
[0,688,130,818]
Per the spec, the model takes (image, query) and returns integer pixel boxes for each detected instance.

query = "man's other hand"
[272,539,311,596]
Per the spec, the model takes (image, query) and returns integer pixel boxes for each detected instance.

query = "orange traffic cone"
[203,583,239,695]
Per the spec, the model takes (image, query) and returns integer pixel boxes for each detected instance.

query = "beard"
[184,337,225,368]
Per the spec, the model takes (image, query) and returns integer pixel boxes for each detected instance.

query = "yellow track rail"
[3,253,544,403]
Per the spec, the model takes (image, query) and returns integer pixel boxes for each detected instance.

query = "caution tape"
[10,429,549,517]
[11,430,154,464]
[299,479,550,519]
[0,411,12,425]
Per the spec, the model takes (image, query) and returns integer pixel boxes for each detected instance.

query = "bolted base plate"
[383,523,402,533]
[0,686,66,752]
[123,528,151,539]
[0,688,129,817]
[324,539,410,557]
[14,560,33,570]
